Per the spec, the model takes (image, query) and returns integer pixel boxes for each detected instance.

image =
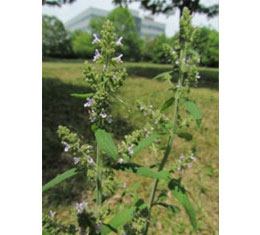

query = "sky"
[42,0,219,37]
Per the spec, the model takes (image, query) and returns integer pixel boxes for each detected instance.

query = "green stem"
[143,46,186,235]
[96,144,102,219]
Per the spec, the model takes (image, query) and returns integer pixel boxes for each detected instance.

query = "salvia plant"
[43,8,203,235]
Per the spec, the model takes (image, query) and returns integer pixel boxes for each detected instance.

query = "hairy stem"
[96,144,102,219]
[144,47,186,235]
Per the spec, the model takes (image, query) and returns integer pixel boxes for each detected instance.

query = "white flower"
[176,60,179,65]
[103,65,107,72]
[154,120,158,125]
[112,75,117,80]
[73,157,80,165]
[190,154,196,161]
[88,145,93,150]
[49,210,56,218]
[128,145,134,155]
[195,72,200,79]
[106,115,113,124]
[118,158,124,164]
[116,36,123,46]
[179,154,185,160]
[75,202,87,213]
[114,54,123,63]
[122,182,127,188]
[63,142,70,152]
[92,34,100,44]
[100,109,107,119]
[84,98,94,107]
[87,156,94,164]
[93,49,101,62]
[172,49,176,54]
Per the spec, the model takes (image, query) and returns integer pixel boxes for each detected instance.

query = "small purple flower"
[116,36,123,46]
[87,156,94,164]
[128,145,134,155]
[92,34,100,44]
[114,54,123,63]
[84,98,94,108]
[63,142,70,152]
[73,157,80,165]
[118,158,124,164]
[93,49,101,62]
[49,210,56,218]
[75,202,87,214]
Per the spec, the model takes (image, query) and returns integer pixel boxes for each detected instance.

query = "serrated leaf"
[95,129,118,160]
[101,207,136,235]
[112,163,170,181]
[133,134,158,156]
[154,202,180,215]
[161,97,175,112]
[70,93,94,99]
[42,168,79,193]
[168,179,197,230]
[177,132,193,141]
[181,99,202,127]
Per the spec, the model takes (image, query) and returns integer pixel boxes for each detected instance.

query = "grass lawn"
[43,60,218,234]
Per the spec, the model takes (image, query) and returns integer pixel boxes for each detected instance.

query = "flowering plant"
[43,8,202,234]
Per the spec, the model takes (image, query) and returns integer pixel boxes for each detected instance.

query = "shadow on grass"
[43,77,135,205]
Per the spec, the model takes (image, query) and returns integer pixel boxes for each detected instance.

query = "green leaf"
[95,129,118,160]
[153,71,172,81]
[154,202,180,215]
[177,132,193,141]
[161,97,175,112]
[70,93,94,99]
[181,98,202,127]
[112,163,170,181]
[101,207,136,234]
[42,168,79,193]
[168,179,197,230]
[133,134,158,156]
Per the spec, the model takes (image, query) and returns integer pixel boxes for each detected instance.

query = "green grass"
[43,61,218,234]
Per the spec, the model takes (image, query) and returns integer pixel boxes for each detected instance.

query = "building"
[64,7,165,39]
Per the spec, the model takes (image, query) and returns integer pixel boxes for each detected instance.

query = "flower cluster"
[173,152,197,174]
[58,125,95,169]
[83,20,127,128]
[118,127,154,161]
[162,8,200,89]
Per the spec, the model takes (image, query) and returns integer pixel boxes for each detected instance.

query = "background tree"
[42,0,76,6]
[194,26,219,67]
[42,15,72,58]
[90,7,142,61]
[113,0,218,18]
[70,31,95,58]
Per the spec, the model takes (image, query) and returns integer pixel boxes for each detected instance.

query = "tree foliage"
[113,0,218,18]
[194,27,219,67]
[70,31,95,58]
[42,0,76,6]
[42,15,72,58]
